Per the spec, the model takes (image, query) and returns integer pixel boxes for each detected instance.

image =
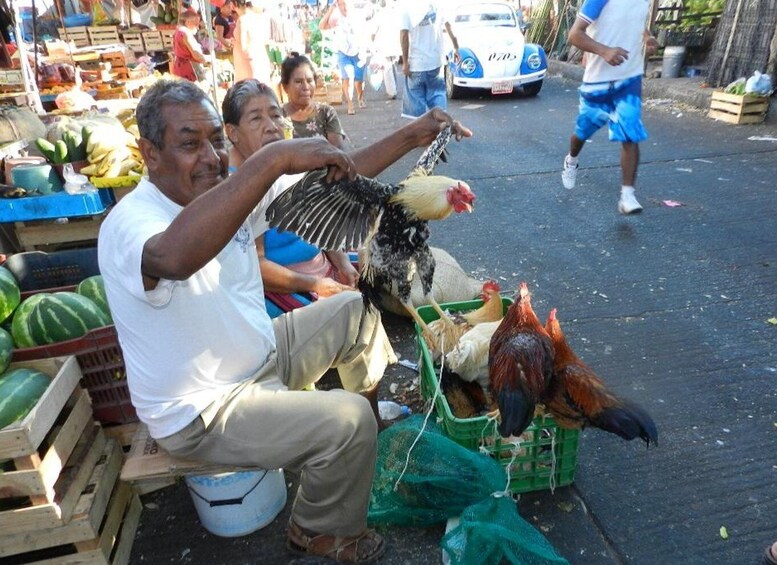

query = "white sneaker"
[561,157,578,189]
[618,190,643,215]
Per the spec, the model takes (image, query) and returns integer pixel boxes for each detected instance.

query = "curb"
[548,59,776,125]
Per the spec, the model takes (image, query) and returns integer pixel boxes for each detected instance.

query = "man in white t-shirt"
[398,1,460,118]
[98,79,472,562]
[561,0,658,215]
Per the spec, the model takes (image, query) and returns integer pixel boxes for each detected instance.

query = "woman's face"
[283,65,316,106]
[226,94,285,158]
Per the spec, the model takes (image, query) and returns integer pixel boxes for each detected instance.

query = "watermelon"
[76,275,112,323]
[0,368,50,429]
[28,291,110,346]
[0,267,20,324]
[11,294,47,348]
[0,328,12,373]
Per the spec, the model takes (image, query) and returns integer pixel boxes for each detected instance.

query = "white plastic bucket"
[661,46,686,79]
[185,469,287,537]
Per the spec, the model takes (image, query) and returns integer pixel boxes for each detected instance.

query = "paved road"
[129,76,777,564]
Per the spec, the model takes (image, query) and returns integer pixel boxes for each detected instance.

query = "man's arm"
[444,22,460,64]
[140,139,355,287]
[318,4,337,30]
[567,16,629,66]
[348,107,473,178]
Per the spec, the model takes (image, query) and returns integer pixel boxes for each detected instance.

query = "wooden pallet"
[142,31,164,52]
[57,27,90,48]
[0,441,142,565]
[119,31,144,53]
[88,26,121,46]
[103,421,175,495]
[708,90,769,125]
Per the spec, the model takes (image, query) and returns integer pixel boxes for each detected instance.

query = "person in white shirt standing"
[398,1,460,119]
[561,0,658,215]
[318,0,369,115]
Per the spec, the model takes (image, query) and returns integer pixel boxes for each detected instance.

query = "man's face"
[140,101,228,206]
[225,94,285,159]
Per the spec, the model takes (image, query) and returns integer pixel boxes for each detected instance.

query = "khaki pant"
[157,291,396,536]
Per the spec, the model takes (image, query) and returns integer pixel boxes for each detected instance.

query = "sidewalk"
[548,59,777,125]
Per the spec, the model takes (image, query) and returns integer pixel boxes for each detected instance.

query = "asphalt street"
[127,76,777,565]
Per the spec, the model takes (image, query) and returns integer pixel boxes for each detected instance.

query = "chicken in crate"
[416,282,659,494]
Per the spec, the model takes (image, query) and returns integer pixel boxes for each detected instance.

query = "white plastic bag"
[62,163,96,195]
[745,71,773,96]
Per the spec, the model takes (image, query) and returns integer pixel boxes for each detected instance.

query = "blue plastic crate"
[0,189,115,223]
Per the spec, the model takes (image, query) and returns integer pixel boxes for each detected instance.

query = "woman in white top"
[232,0,274,84]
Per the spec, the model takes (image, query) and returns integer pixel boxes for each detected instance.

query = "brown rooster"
[544,308,658,446]
[488,282,554,438]
[425,279,503,359]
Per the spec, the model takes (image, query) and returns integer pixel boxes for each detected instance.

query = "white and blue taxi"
[446,2,547,98]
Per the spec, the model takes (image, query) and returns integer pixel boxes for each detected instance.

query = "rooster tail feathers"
[496,388,536,438]
[592,401,659,447]
[411,125,453,177]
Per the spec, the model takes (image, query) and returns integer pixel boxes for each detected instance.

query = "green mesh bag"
[368,416,568,564]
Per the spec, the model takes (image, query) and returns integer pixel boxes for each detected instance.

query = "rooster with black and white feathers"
[266,126,475,333]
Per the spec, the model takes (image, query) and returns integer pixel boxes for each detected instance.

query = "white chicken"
[444,319,501,391]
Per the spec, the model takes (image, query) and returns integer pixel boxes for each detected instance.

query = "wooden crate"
[87,26,121,46]
[0,441,142,565]
[708,90,769,125]
[120,31,144,53]
[99,50,126,68]
[57,26,89,48]
[0,392,95,506]
[13,215,106,252]
[326,82,343,105]
[0,356,82,459]
[142,30,164,52]
[0,389,96,536]
[160,29,175,50]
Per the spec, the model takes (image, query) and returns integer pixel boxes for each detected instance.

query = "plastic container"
[0,188,115,223]
[11,164,63,194]
[4,156,46,184]
[63,13,92,27]
[185,469,287,537]
[4,248,99,293]
[415,298,580,494]
[378,400,411,420]
[661,46,686,79]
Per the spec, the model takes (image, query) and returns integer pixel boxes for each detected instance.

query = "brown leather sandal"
[287,520,386,564]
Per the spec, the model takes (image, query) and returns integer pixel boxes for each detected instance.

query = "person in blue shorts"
[561,0,658,215]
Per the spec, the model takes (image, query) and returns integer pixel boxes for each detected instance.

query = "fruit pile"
[0,267,112,353]
[79,124,143,179]
[35,127,90,166]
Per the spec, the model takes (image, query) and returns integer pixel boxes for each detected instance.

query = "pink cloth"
[232,11,274,83]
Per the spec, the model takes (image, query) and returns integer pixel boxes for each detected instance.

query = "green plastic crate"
[415,298,580,494]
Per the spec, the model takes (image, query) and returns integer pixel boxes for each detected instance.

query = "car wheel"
[445,66,464,100]
[522,80,543,97]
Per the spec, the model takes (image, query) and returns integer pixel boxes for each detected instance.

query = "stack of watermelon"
[0,266,114,429]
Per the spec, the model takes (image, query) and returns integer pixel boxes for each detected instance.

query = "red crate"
[13,325,136,425]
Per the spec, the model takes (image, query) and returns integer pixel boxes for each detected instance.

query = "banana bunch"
[80,126,143,179]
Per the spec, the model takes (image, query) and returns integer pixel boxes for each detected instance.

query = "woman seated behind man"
[223,77,357,318]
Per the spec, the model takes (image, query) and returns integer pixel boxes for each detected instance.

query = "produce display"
[79,124,143,179]
[0,327,12,373]
[11,294,45,348]
[25,291,110,346]
[76,275,112,322]
[0,367,51,429]
[35,127,91,166]
[0,268,21,323]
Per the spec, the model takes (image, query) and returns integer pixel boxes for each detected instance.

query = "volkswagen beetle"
[446,1,547,98]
